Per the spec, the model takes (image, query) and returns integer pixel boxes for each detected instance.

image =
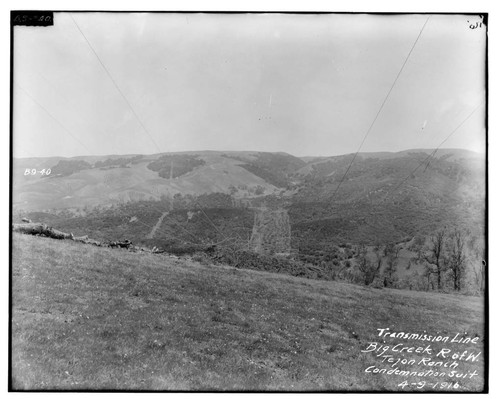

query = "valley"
[13,148,486,294]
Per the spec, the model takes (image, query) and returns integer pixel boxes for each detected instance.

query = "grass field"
[11,233,485,391]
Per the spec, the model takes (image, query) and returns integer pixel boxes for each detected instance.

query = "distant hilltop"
[13,148,484,215]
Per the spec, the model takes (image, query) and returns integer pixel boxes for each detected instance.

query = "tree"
[228,184,238,196]
[468,235,486,293]
[254,185,265,195]
[384,243,402,258]
[418,229,446,290]
[356,244,382,285]
[446,229,467,291]
[384,253,398,288]
[423,264,435,291]
[381,243,402,287]
[409,235,425,252]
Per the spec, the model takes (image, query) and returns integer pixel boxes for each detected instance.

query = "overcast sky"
[13,12,486,158]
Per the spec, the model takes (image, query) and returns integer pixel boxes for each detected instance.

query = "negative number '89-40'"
[24,168,51,176]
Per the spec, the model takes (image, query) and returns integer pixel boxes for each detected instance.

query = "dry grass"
[11,233,485,391]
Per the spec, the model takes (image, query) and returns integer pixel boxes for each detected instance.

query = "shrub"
[165,245,201,256]
[207,245,335,281]
[192,253,212,266]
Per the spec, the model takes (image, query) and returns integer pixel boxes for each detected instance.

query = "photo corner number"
[467,14,486,30]
[12,11,54,27]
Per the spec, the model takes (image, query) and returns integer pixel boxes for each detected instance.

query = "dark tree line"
[352,243,401,287]
[350,229,485,294]
[414,228,484,293]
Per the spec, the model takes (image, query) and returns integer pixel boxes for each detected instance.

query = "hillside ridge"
[11,233,485,391]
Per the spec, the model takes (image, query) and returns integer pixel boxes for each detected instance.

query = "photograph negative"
[10,11,487,392]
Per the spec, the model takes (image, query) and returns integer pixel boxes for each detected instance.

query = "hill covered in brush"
[13,151,306,211]
[13,148,484,246]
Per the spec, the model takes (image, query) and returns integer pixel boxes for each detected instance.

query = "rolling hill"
[13,148,485,248]
[13,151,301,211]
[11,233,485,391]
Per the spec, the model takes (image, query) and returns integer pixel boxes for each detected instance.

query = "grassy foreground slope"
[12,234,485,391]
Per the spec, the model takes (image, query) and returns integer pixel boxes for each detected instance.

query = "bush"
[207,245,335,281]
[166,244,202,256]
[192,253,212,266]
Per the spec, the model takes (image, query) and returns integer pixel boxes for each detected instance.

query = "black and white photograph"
[10,9,488,392]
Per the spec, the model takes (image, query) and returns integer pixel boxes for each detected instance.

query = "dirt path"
[146,212,169,239]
